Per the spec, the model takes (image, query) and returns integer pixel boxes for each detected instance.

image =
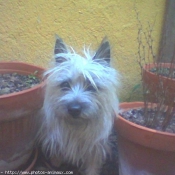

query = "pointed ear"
[54,34,68,63]
[93,37,110,64]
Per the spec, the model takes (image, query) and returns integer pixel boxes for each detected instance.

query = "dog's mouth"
[71,114,81,119]
[67,110,89,121]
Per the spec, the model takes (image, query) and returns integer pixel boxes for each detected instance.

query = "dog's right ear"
[93,37,110,65]
[54,34,68,63]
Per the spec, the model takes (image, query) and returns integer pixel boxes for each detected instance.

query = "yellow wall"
[0,0,166,101]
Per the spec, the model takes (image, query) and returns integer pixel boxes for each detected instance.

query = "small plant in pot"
[0,61,45,171]
[115,13,175,175]
[136,12,175,107]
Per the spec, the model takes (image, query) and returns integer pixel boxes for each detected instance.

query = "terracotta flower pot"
[115,102,175,175]
[143,63,175,106]
[0,62,45,171]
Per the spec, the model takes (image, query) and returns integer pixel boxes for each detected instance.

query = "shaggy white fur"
[38,36,120,175]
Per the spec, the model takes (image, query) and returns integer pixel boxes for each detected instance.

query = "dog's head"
[43,35,120,123]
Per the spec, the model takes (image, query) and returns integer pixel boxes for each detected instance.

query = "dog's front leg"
[83,152,103,175]
[49,154,63,168]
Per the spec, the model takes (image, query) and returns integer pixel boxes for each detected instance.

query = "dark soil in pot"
[0,72,41,95]
[119,108,175,133]
[150,67,175,79]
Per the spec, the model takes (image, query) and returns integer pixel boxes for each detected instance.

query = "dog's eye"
[60,81,71,91]
[86,85,97,92]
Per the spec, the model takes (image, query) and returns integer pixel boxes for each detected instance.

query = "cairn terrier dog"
[38,35,120,175]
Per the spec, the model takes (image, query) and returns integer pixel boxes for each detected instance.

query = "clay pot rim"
[143,63,175,70]
[116,101,175,151]
[118,101,175,137]
[143,63,175,81]
[0,81,46,99]
[0,61,46,99]
[0,61,45,70]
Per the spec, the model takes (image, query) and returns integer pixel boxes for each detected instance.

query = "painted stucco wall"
[0,0,166,101]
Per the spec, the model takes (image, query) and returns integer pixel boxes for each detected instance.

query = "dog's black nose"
[68,103,82,118]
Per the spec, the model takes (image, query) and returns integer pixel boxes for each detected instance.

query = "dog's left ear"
[54,34,68,63]
[93,37,110,64]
